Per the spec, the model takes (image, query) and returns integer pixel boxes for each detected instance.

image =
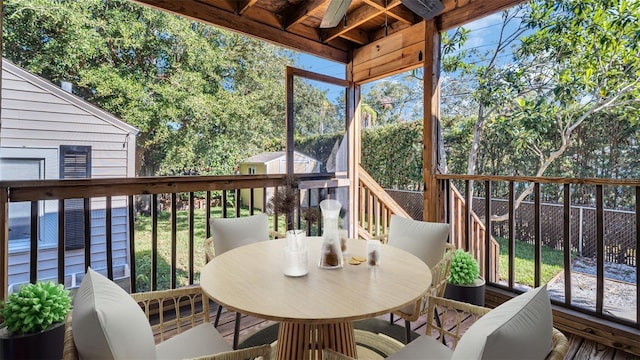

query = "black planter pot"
[0,321,65,360]
[443,277,486,307]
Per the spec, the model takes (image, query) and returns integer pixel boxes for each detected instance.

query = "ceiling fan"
[319,0,444,29]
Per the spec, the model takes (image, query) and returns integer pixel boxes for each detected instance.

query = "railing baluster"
[374,196,380,236]
[564,184,572,305]
[206,191,212,238]
[106,196,113,280]
[128,195,136,293]
[189,192,195,285]
[273,187,279,234]
[534,183,541,287]
[306,188,312,236]
[0,188,7,299]
[484,180,492,282]
[58,199,65,286]
[171,193,177,289]
[596,184,604,314]
[262,187,268,217]
[636,186,640,325]
[249,188,255,215]
[152,194,158,291]
[296,188,301,230]
[508,182,515,290]
[359,184,365,230]
[235,189,241,218]
[368,188,373,235]
[464,180,471,252]
[84,197,91,272]
[30,200,38,284]
[222,190,228,218]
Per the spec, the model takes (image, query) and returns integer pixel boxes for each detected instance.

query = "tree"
[442,7,530,176]
[494,0,640,212]
[3,0,295,175]
[363,77,422,125]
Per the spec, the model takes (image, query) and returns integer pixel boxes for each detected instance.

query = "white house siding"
[0,60,138,291]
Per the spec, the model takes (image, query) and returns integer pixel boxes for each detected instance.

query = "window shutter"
[60,146,91,250]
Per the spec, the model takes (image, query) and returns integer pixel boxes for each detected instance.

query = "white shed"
[239,151,320,211]
[0,59,139,292]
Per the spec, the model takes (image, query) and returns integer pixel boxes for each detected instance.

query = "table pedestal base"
[276,321,357,360]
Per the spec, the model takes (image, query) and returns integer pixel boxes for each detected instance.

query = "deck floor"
[211,306,639,359]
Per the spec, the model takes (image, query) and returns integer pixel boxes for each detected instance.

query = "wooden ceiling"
[132,0,525,64]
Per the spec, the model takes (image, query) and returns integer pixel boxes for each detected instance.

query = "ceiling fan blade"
[401,0,444,20]
[320,0,352,28]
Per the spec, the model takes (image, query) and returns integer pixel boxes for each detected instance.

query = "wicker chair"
[63,285,271,360]
[388,295,569,360]
[204,213,283,349]
[322,349,356,360]
[376,215,452,343]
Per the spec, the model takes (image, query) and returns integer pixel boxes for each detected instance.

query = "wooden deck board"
[211,305,640,359]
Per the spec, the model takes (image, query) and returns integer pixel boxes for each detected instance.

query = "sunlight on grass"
[133,207,305,291]
[495,236,567,287]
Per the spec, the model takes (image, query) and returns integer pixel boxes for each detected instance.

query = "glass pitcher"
[318,199,343,269]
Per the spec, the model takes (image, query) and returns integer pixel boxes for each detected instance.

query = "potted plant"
[443,249,486,306]
[0,281,72,359]
[269,176,300,231]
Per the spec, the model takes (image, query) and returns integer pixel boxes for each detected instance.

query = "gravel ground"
[546,256,637,321]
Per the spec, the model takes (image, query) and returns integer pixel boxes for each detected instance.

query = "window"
[248,166,257,175]
[0,158,45,248]
[60,146,91,250]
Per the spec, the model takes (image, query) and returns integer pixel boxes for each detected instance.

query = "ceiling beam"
[362,0,414,24]
[283,0,328,30]
[322,3,386,42]
[339,28,369,45]
[132,0,349,63]
[388,5,416,24]
[237,0,258,15]
[437,0,529,31]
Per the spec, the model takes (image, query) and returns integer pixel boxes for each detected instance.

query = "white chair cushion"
[72,267,156,360]
[451,285,553,360]
[155,323,232,359]
[387,215,450,268]
[210,213,270,255]
[388,215,450,316]
[388,334,453,360]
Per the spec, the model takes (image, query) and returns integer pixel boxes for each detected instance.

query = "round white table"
[200,237,431,360]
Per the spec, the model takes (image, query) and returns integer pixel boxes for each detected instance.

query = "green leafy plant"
[1,281,71,335]
[448,249,480,286]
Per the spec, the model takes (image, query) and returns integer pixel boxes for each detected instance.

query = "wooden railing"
[0,173,335,299]
[448,184,500,282]
[437,174,640,355]
[357,166,411,239]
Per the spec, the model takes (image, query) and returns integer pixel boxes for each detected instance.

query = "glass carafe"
[318,199,343,269]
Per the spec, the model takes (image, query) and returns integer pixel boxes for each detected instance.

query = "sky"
[294,12,519,76]
[293,13,523,114]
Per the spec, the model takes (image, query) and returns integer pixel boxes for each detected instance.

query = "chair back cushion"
[72,268,156,359]
[387,215,450,268]
[451,285,553,360]
[210,213,270,255]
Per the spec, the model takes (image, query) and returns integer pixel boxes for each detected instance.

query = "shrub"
[1,281,71,335]
[448,249,480,285]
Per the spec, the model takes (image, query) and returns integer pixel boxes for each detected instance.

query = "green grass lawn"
[495,236,568,287]
[133,207,290,291]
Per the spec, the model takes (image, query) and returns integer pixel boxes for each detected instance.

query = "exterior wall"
[239,153,320,211]
[0,62,137,291]
[239,163,267,211]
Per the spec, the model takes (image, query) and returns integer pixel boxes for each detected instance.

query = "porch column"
[423,19,441,222]
[346,60,360,238]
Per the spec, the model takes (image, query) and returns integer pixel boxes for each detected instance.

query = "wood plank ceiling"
[132,0,525,64]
